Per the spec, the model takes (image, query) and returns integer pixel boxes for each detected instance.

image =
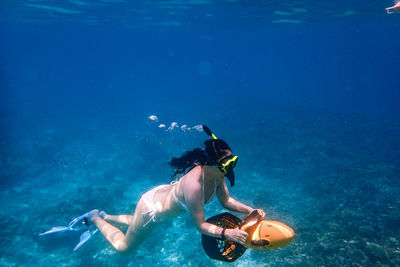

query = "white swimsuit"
[141,184,171,227]
[141,168,217,227]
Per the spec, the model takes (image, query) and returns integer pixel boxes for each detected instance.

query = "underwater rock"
[365,242,388,261]
[358,225,375,239]
[388,237,399,247]
[341,208,361,219]
[349,247,367,264]
[319,240,336,254]
[386,210,400,226]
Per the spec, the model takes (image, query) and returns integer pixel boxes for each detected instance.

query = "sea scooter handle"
[240,210,295,250]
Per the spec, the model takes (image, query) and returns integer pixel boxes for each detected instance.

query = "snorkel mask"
[202,125,238,186]
[218,155,239,175]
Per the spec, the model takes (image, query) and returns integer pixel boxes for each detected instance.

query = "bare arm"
[183,170,248,245]
[184,173,223,238]
[216,179,254,215]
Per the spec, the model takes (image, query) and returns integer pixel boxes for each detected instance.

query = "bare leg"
[91,217,130,253]
[104,214,134,227]
[91,198,158,255]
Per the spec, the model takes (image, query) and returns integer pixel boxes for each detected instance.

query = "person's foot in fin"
[83,209,107,225]
[99,210,108,219]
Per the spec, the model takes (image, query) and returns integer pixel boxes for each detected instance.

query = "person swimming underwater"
[84,125,265,255]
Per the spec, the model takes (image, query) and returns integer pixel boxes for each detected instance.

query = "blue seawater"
[0,1,399,266]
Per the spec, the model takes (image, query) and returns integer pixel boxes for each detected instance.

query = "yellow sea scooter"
[202,210,295,262]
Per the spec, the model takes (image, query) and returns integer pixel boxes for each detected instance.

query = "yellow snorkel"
[202,125,218,140]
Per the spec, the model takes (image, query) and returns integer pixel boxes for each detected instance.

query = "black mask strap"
[226,171,235,187]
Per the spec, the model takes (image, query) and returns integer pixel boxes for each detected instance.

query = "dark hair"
[204,139,231,162]
[169,139,232,178]
[169,148,208,178]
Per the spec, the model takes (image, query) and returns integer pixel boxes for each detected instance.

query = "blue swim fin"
[69,212,91,229]
[39,210,99,251]
[73,225,98,251]
[39,212,91,236]
[39,226,73,236]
